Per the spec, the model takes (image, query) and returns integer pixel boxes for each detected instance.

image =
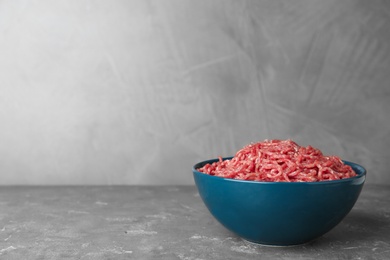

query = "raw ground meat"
[197,139,357,182]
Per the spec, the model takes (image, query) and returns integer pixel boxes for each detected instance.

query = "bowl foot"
[242,238,317,247]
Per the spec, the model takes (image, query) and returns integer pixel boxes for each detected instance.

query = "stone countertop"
[0,184,389,259]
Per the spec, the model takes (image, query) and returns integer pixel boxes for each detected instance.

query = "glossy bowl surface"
[192,157,366,246]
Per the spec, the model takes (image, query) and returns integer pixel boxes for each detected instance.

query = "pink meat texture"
[197,140,357,182]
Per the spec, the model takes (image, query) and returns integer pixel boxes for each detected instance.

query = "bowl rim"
[192,157,366,185]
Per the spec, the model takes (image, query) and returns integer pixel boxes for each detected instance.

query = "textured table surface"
[0,184,389,260]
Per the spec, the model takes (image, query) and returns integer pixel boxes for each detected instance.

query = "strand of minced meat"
[197,139,357,182]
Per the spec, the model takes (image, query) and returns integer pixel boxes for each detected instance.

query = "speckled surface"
[0,185,389,259]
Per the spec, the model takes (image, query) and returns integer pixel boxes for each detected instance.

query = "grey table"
[0,184,389,259]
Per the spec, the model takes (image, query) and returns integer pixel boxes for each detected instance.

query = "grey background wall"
[0,0,389,185]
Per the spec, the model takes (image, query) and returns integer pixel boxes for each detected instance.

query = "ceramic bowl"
[192,157,366,246]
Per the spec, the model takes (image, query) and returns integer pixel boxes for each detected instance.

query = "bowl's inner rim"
[193,157,366,185]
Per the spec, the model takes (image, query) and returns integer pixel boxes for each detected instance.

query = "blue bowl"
[193,157,366,246]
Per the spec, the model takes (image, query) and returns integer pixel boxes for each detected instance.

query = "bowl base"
[242,238,317,247]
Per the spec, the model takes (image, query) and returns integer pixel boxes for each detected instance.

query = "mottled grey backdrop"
[0,0,389,185]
